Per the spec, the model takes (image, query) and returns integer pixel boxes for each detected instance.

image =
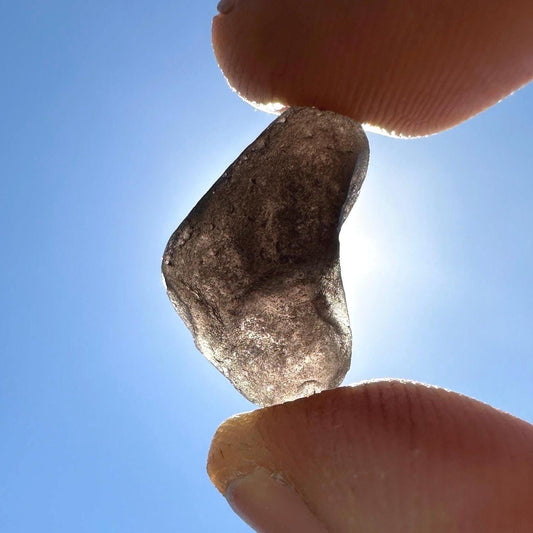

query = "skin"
[208,1,533,530]
[209,381,533,532]
[213,0,533,137]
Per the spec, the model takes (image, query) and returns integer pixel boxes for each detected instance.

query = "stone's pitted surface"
[162,107,369,406]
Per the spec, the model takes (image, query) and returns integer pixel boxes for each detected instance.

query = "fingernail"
[226,468,328,533]
[217,0,235,15]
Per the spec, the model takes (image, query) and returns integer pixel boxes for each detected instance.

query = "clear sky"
[1,2,532,532]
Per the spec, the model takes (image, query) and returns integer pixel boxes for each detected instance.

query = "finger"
[208,380,533,532]
[213,0,533,137]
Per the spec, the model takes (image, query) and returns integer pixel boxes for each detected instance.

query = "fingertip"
[212,0,533,136]
[208,380,533,532]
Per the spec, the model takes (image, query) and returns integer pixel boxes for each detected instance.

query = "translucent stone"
[162,107,369,406]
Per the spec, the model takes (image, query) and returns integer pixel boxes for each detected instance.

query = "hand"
[208,1,533,531]
[213,0,533,137]
[208,381,533,532]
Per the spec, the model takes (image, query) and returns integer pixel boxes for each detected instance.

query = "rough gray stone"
[162,107,369,406]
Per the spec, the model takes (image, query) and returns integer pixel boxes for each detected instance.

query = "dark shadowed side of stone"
[162,107,369,406]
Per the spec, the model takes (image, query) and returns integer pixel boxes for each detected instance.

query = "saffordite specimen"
[162,107,369,406]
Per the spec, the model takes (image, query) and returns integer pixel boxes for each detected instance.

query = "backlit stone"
[162,107,369,406]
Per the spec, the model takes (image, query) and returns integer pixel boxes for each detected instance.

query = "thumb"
[208,380,533,532]
[213,0,533,137]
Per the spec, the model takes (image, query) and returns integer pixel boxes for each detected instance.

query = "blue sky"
[1,2,532,532]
